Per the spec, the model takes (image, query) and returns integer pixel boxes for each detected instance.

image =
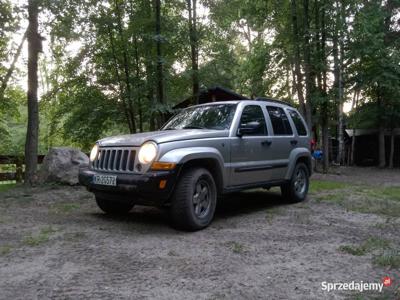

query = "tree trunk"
[322,121,329,173]
[107,24,132,133]
[0,30,27,100]
[351,129,356,165]
[133,37,144,132]
[378,125,386,168]
[332,4,344,165]
[337,0,345,165]
[155,0,165,127]
[350,90,359,165]
[290,0,306,120]
[320,1,329,172]
[377,92,386,168]
[389,130,394,168]
[187,0,199,105]
[24,0,41,185]
[302,0,312,131]
[114,0,136,133]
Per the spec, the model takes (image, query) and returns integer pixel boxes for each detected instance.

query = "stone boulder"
[38,147,89,185]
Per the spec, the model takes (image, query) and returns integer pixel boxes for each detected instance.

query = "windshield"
[162,104,237,130]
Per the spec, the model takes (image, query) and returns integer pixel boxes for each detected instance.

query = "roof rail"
[254,97,294,107]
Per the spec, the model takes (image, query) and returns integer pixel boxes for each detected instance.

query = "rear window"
[288,109,307,136]
[266,106,293,136]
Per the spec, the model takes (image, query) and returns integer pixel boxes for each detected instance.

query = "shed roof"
[346,128,400,137]
[173,86,248,109]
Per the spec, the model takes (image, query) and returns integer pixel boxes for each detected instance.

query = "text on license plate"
[93,175,117,186]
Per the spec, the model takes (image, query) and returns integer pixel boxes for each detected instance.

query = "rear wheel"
[95,196,134,214]
[281,162,309,203]
[170,168,217,231]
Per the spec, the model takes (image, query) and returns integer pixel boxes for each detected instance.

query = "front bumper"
[78,166,179,205]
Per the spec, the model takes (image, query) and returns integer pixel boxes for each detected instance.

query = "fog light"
[159,180,167,189]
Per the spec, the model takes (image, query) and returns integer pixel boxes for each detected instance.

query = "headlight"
[138,141,157,164]
[90,144,99,161]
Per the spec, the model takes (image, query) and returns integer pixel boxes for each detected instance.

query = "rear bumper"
[78,167,179,205]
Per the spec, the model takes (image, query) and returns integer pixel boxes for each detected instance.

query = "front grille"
[92,147,136,172]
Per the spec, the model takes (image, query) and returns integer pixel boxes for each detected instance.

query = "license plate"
[93,175,117,186]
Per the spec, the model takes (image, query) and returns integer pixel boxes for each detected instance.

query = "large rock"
[38,147,89,185]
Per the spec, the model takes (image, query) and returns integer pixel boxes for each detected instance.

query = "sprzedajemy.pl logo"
[321,277,392,293]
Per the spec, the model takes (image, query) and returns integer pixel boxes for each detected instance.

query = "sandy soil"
[0,167,399,299]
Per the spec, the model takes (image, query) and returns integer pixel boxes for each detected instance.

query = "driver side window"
[239,105,268,136]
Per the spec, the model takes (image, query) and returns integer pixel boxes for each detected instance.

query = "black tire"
[170,168,217,231]
[95,196,134,215]
[281,162,309,203]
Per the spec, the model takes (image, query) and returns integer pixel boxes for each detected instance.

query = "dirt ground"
[0,167,399,299]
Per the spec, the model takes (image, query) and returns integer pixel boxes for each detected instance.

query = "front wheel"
[170,168,217,231]
[281,162,309,203]
[95,196,134,214]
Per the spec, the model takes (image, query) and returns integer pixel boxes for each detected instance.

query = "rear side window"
[266,106,293,136]
[239,105,268,135]
[288,109,307,136]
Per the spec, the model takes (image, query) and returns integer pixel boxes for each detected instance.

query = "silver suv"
[79,99,312,231]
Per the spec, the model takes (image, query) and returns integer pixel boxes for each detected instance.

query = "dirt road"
[0,167,399,299]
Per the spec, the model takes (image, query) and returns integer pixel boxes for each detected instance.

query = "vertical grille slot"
[100,150,106,169]
[104,150,110,170]
[92,147,137,173]
[109,150,116,170]
[121,150,129,171]
[128,150,135,171]
[115,150,122,171]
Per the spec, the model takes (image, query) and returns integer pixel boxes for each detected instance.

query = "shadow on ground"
[89,189,288,229]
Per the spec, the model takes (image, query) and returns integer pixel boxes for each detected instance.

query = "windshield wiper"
[182,125,205,129]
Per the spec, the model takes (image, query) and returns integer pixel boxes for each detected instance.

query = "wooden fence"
[0,155,45,183]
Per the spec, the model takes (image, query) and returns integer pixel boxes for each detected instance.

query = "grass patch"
[23,226,57,246]
[339,237,391,256]
[310,180,349,193]
[314,193,343,203]
[50,203,80,214]
[373,251,400,269]
[226,241,246,254]
[365,186,400,202]
[315,184,400,217]
[0,183,16,193]
[0,245,12,256]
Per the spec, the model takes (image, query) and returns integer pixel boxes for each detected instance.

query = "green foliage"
[339,237,391,256]
[23,226,57,247]
[348,0,400,128]
[0,0,399,154]
[0,183,16,192]
[373,250,400,269]
[310,180,349,193]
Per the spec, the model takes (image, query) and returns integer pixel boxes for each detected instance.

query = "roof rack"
[254,97,294,107]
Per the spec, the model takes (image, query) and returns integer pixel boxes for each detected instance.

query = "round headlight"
[138,141,157,164]
[90,144,99,161]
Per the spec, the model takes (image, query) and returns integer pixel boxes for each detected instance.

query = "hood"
[98,129,229,147]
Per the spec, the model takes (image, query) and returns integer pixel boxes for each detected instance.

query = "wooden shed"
[345,128,400,167]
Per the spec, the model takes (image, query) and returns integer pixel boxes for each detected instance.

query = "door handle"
[261,140,272,146]
[290,140,298,146]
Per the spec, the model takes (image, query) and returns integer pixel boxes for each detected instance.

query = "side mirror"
[237,121,261,137]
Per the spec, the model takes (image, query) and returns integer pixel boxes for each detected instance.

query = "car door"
[230,104,273,186]
[265,105,295,180]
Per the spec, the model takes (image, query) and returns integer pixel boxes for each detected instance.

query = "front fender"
[285,148,312,180]
[158,147,225,169]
